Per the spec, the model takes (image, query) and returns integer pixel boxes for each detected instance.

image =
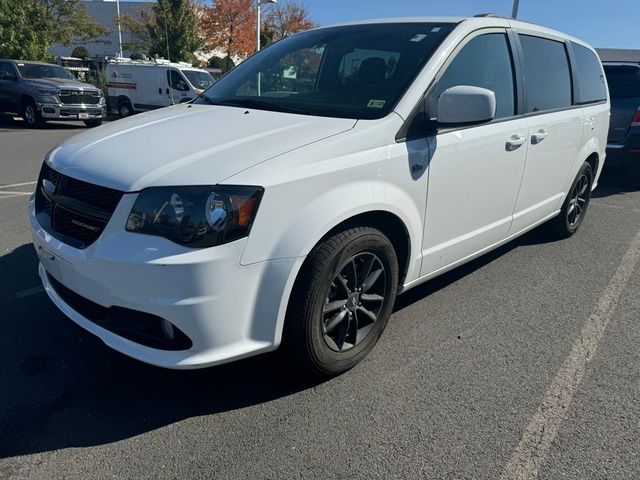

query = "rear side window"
[433,33,516,120]
[604,65,640,99]
[519,35,572,112]
[572,43,607,104]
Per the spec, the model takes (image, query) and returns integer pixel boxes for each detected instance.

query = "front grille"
[47,273,193,351]
[58,90,101,105]
[35,162,123,248]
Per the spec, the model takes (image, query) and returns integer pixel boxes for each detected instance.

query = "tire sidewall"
[563,163,593,235]
[305,231,398,374]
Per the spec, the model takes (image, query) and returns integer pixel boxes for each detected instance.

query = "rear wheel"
[21,99,45,128]
[283,227,399,376]
[117,98,133,118]
[547,162,593,238]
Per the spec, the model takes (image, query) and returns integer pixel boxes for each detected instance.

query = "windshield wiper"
[200,97,309,115]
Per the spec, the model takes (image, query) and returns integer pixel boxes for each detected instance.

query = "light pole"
[116,0,123,58]
[512,0,520,19]
[256,0,277,53]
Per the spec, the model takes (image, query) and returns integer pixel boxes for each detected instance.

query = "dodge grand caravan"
[30,16,610,375]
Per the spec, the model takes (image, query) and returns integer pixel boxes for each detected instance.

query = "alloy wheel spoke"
[357,255,375,288]
[335,274,350,294]
[357,305,377,323]
[325,310,348,334]
[323,299,347,314]
[361,293,384,303]
[362,268,383,293]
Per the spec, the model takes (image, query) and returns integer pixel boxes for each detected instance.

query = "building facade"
[50,0,154,59]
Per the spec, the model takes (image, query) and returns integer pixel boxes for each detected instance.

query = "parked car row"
[0,58,214,127]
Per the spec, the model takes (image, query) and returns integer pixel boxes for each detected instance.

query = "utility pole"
[115,0,123,58]
[512,0,520,19]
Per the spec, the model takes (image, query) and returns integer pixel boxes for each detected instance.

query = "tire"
[547,162,593,239]
[83,120,102,128]
[117,99,133,118]
[21,99,45,128]
[283,227,399,376]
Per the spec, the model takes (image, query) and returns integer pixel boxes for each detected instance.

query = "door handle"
[158,88,162,94]
[531,129,548,145]
[166,88,170,95]
[506,135,527,151]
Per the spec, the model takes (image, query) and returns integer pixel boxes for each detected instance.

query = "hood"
[26,78,99,91]
[48,104,356,192]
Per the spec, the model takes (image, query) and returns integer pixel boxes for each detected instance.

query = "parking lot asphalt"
[0,116,639,480]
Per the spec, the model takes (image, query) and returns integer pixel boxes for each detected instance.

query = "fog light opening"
[160,318,175,341]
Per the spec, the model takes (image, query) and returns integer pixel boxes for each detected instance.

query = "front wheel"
[21,99,45,128]
[283,227,399,376]
[547,162,593,239]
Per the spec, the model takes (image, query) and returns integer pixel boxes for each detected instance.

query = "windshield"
[17,63,76,80]
[183,70,215,90]
[604,65,640,99]
[194,22,456,119]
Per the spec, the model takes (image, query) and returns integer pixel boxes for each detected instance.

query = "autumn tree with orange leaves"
[201,0,315,67]
[264,0,315,41]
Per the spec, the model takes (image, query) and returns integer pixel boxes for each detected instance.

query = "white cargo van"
[106,60,215,117]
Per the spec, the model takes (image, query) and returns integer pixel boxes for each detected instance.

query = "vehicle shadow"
[0,244,324,459]
[592,165,640,198]
[0,115,86,131]
[0,164,623,459]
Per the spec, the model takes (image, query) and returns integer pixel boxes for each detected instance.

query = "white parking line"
[501,230,640,480]
[15,286,44,298]
[0,181,36,189]
[0,191,32,197]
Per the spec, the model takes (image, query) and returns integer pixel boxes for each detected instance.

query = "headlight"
[37,88,58,96]
[126,186,263,248]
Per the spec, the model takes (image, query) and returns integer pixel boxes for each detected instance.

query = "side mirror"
[437,86,496,126]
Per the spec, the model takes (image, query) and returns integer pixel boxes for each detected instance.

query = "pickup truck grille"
[58,89,101,105]
[35,163,123,249]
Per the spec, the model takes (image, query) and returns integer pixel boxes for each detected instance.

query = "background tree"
[263,0,315,45]
[208,55,235,73]
[0,0,108,61]
[71,45,90,59]
[121,0,203,63]
[201,0,256,66]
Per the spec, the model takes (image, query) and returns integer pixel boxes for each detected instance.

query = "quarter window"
[433,33,516,120]
[519,35,572,112]
[572,43,607,104]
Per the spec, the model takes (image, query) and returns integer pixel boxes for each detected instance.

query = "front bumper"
[36,102,106,121]
[29,193,298,369]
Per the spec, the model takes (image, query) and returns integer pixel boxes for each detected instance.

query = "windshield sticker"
[367,99,386,109]
[431,27,442,33]
[410,34,428,42]
[17,63,24,66]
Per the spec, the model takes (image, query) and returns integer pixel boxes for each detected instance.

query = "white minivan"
[31,16,609,375]
[106,60,215,117]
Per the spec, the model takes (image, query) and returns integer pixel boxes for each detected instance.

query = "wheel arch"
[312,211,411,288]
